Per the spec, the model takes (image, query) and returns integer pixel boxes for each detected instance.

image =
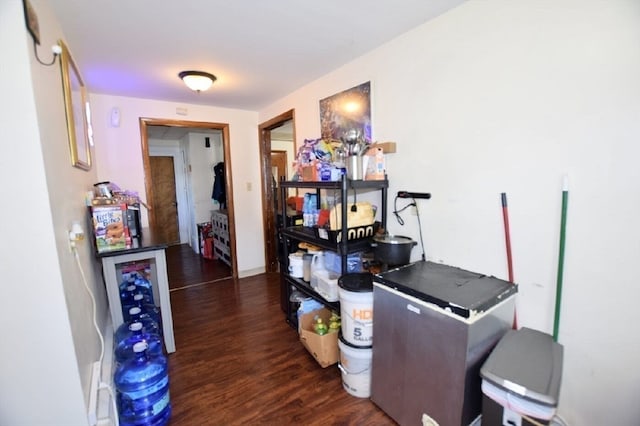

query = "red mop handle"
[501,193,514,283]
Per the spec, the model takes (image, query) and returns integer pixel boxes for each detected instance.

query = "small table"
[97,229,176,353]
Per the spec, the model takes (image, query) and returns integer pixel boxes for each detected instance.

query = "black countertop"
[373,260,518,319]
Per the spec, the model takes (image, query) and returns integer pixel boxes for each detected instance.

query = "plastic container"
[309,252,326,288]
[115,342,171,426]
[120,274,153,300]
[120,274,154,318]
[302,253,314,282]
[480,328,564,425]
[134,274,155,304]
[288,253,304,278]
[338,273,374,347]
[114,322,164,364]
[120,285,139,314]
[324,251,362,274]
[315,270,340,302]
[116,307,161,344]
[338,333,372,398]
[130,294,161,326]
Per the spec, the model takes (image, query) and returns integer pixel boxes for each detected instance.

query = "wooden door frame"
[140,117,238,279]
[259,109,295,273]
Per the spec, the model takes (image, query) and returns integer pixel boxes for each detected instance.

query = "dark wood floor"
[166,244,232,290]
[165,246,395,425]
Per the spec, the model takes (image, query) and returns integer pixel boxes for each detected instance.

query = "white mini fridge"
[370,261,517,426]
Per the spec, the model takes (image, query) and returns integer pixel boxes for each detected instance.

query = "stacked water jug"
[113,271,171,426]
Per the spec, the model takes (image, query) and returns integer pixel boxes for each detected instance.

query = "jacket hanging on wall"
[212,162,226,209]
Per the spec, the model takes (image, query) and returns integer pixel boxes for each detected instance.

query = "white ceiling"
[49,0,466,111]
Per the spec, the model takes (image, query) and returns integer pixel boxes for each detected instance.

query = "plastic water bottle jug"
[121,273,154,301]
[131,294,161,326]
[114,322,163,364]
[116,307,161,344]
[115,342,171,426]
[120,284,138,312]
[134,274,155,304]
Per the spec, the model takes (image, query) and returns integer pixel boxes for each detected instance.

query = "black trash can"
[480,327,564,425]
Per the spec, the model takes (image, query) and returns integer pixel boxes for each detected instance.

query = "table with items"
[96,229,176,353]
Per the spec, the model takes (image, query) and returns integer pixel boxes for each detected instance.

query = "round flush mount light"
[178,70,217,92]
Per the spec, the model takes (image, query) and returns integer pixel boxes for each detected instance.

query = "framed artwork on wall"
[58,39,92,170]
[319,81,371,141]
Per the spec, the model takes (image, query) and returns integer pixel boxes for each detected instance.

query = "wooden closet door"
[150,156,180,244]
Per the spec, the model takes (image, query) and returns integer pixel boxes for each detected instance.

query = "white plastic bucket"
[338,273,373,347]
[338,334,372,398]
[288,253,304,278]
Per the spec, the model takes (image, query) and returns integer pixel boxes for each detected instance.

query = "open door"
[140,117,239,279]
[259,110,295,273]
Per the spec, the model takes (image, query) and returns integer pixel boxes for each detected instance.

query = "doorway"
[140,117,238,279]
[259,110,295,273]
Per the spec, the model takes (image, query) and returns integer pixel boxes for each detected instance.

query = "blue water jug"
[121,273,154,301]
[114,322,164,364]
[116,307,161,344]
[134,273,155,304]
[120,285,141,317]
[115,342,171,426]
[131,293,161,327]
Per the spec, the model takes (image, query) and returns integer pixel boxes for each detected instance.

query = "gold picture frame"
[59,39,91,170]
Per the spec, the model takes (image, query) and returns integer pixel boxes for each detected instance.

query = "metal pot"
[371,235,417,266]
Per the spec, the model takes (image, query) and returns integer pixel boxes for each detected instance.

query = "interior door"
[270,150,288,213]
[259,110,295,274]
[150,156,180,244]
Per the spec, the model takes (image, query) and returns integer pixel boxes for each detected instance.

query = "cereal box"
[92,204,131,252]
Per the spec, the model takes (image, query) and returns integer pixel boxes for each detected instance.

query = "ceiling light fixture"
[178,70,217,92]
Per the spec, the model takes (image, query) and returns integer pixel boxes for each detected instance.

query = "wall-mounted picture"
[59,39,92,170]
[319,81,371,141]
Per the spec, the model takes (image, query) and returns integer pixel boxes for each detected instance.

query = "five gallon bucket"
[338,273,373,347]
[338,334,372,398]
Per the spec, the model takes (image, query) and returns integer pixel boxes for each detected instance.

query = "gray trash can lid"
[480,327,564,407]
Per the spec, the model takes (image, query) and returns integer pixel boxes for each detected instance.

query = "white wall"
[260,1,640,424]
[188,131,221,222]
[186,131,223,250]
[90,95,263,275]
[1,0,103,424]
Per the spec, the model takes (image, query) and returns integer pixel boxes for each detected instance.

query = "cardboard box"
[301,164,318,181]
[299,308,339,368]
[371,141,397,153]
[91,204,131,253]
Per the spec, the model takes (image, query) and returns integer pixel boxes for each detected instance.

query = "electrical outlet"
[68,222,84,252]
[87,361,101,425]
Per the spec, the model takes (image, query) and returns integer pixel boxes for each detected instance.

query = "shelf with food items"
[291,135,395,183]
[279,172,388,330]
